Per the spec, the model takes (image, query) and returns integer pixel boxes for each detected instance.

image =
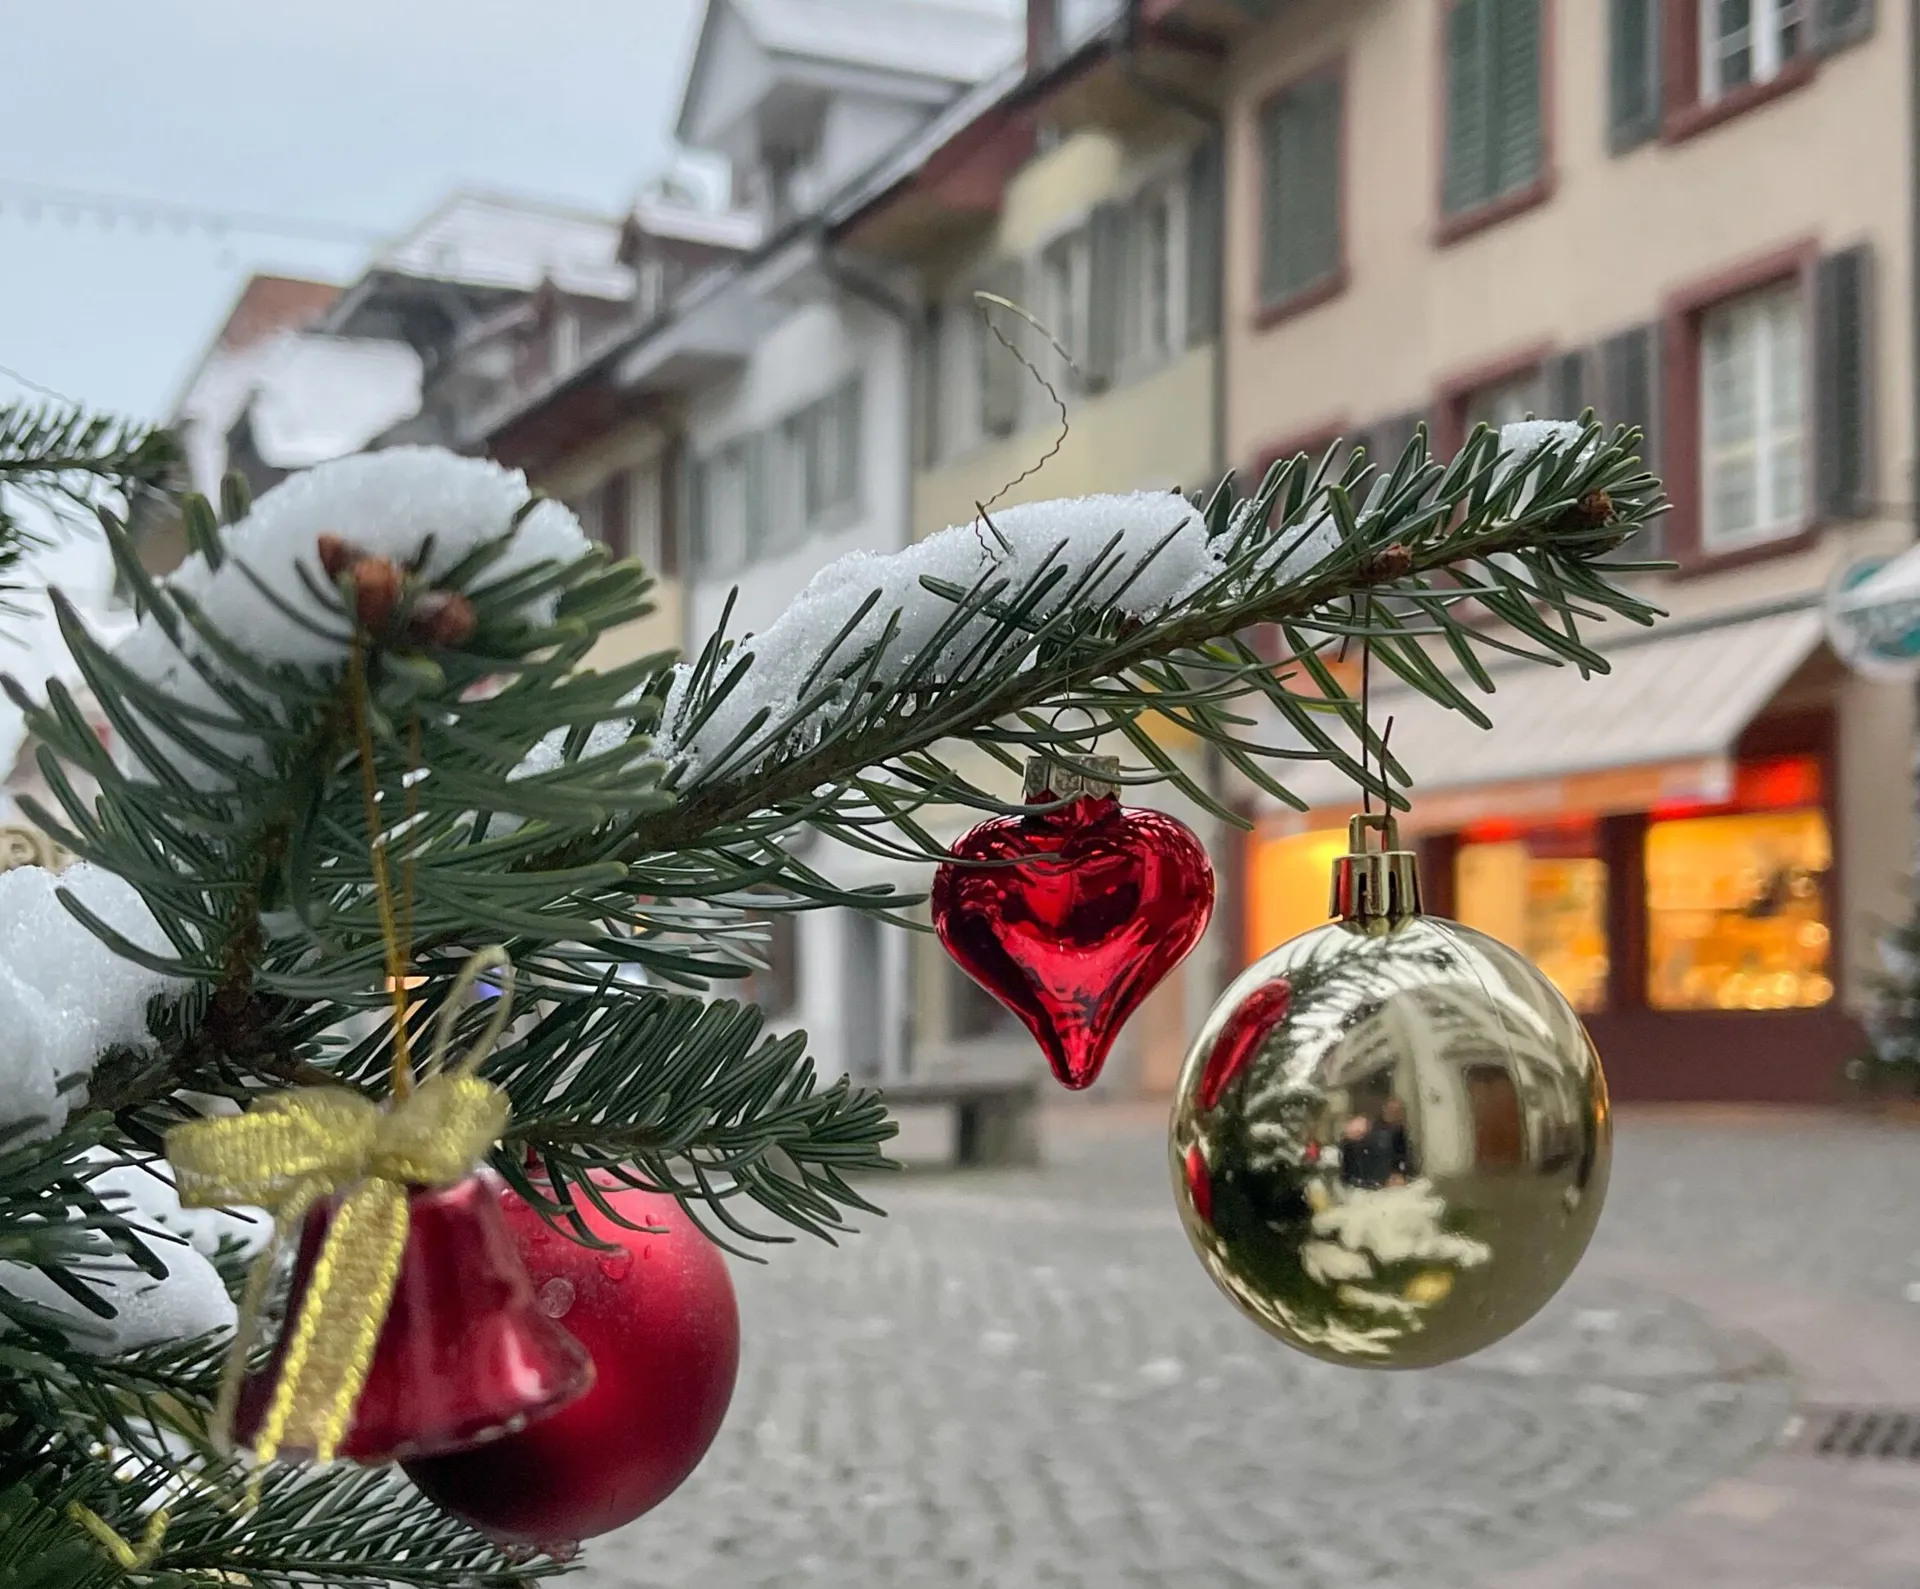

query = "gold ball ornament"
[1170,815,1610,1369]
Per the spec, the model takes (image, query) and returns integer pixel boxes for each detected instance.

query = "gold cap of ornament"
[1023,753,1121,803]
[1330,812,1423,927]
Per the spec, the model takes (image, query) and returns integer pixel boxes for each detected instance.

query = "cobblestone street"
[570,1108,1920,1588]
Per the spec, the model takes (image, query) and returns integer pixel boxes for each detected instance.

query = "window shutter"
[917,304,943,469]
[1185,135,1222,346]
[839,377,864,512]
[686,457,709,574]
[600,468,632,560]
[741,431,767,559]
[1816,244,1875,519]
[1444,0,1493,214]
[1598,322,1662,553]
[979,259,1025,437]
[1262,75,1342,304]
[1607,0,1662,153]
[1084,202,1127,391]
[659,444,683,577]
[1492,0,1544,196]
[1815,0,1875,53]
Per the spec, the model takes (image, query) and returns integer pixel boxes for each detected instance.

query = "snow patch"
[0,863,184,1137]
[655,492,1281,780]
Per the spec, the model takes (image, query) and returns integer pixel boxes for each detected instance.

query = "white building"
[625,0,1024,1081]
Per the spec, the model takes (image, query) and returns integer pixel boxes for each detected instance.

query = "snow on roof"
[372,191,634,300]
[629,194,763,252]
[243,334,424,470]
[167,273,339,427]
[699,0,1021,96]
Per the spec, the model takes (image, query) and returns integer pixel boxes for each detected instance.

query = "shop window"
[1701,281,1806,553]
[1454,822,1609,1014]
[1646,804,1832,1010]
[1245,826,1346,961]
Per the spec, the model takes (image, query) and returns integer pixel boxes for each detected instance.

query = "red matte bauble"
[932,791,1215,1089]
[401,1178,740,1552]
[232,1171,594,1464]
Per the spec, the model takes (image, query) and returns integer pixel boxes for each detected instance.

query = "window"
[1700,0,1806,101]
[688,434,761,575]
[1040,229,1090,379]
[950,961,1020,1040]
[1646,774,1832,1011]
[1700,282,1806,552]
[1245,826,1345,961]
[1125,183,1179,368]
[1442,0,1544,219]
[1465,369,1543,432]
[749,914,800,1018]
[1258,70,1342,309]
[1455,822,1609,1014]
[778,378,862,536]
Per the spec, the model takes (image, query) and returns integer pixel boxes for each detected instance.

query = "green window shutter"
[978,259,1025,437]
[1815,244,1874,519]
[1083,203,1127,391]
[1444,0,1494,214]
[1185,135,1222,346]
[1491,0,1543,196]
[1261,74,1342,305]
[1815,0,1875,53]
[1608,0,1662,153]
[1598,322,1661,554]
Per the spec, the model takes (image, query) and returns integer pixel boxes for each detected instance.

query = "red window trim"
[1251,54,1352,330]
[1659,237,1821,577]
[1432,340,1555,458]
[1432,0,1557,248]
[1245,418,1352,487]
[1660,0,1820,144]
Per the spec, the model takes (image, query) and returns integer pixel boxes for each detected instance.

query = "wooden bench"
[877,1075,1042,1168]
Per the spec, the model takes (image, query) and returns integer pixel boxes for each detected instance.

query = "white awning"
[1271,604,1826,830]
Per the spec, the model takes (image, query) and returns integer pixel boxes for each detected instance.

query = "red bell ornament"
[233,1171,593,1464]
[402,1176,740,1554]
[933,754,1215,1089]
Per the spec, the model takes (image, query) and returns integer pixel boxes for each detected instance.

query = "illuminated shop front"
[1243,605,1892,1102]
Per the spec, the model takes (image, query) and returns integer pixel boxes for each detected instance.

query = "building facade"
[1222,0,1910,1101]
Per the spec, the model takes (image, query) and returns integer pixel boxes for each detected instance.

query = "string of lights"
[0,176,385,246]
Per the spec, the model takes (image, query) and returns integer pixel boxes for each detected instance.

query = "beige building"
[1221,0,1906,1101]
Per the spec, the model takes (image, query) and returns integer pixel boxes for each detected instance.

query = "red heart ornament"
[933,793,1215,1089]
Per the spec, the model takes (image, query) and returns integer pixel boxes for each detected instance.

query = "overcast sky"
[0,0,705,421]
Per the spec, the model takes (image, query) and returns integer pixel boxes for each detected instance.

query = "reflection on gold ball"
[1170,915,1610,1370]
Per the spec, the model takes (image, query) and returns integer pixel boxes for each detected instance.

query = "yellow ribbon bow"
[165,949,517,1472]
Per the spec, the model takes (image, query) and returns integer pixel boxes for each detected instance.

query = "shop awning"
[1271,604,1826,832]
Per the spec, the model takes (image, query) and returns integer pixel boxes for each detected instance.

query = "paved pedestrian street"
[580,1109,1920,1589]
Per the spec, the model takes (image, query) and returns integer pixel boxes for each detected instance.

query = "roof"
[826,56,1026,225]
[677,0,1023,141]
[364,190,633,301]
[216,275,340,352]
[167,273,340,424]
[241,334,424,469]
[1268,602,1828,824]
[628,193,763,251]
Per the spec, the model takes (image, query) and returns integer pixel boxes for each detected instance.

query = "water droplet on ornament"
[537,1276,575,1317]
[598,1247,633,1280]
